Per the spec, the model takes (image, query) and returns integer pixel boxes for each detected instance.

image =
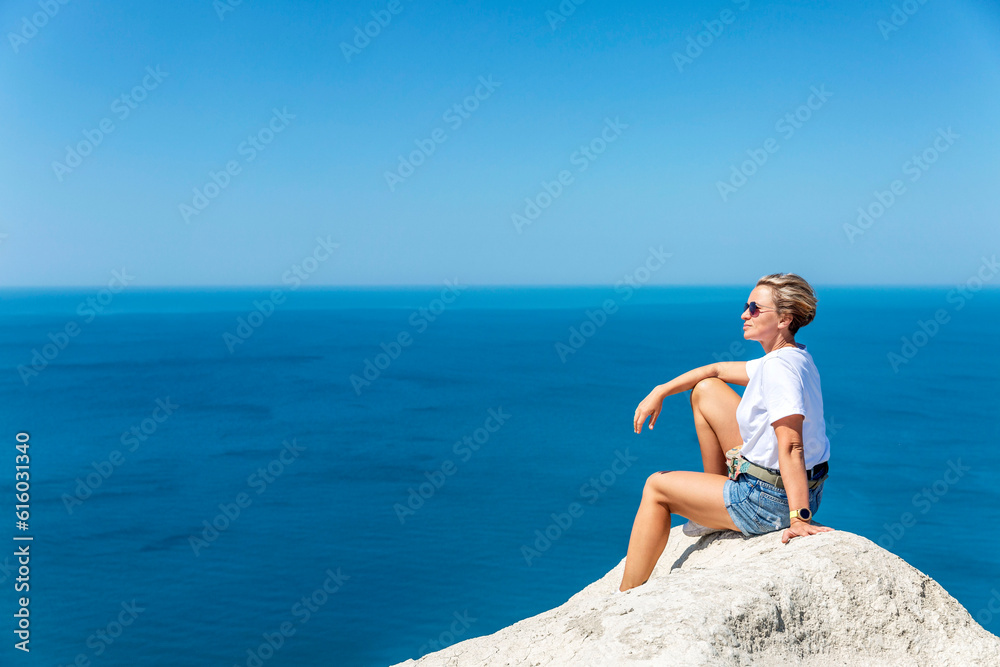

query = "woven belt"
[733,457,829,490]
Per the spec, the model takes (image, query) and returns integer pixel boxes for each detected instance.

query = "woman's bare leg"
[619,471,738,591]
[618,379,744,591]
[689,378,743,475]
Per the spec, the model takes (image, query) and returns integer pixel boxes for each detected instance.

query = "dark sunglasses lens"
[744,302,759,316]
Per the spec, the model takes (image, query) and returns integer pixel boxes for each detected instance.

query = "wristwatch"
[790,508,811,521]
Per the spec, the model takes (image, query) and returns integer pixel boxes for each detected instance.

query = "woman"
[618,273,833,592]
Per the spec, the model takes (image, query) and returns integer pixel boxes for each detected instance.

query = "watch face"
[798,508,811,520]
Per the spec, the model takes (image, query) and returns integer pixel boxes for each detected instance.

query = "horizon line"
[1,283,997,291]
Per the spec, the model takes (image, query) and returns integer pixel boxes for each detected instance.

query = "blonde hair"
[755,273,818,335]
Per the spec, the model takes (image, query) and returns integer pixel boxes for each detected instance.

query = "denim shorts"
[723,474,825,537]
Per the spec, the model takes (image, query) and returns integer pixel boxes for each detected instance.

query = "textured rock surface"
[393,526,1000,666]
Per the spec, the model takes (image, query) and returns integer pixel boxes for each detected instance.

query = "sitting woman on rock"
[619,273,834,592]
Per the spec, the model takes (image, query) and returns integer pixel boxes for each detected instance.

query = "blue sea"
[0,286,997,666]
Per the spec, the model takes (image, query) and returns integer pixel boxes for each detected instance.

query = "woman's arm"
[633,362,748,433]
[773,414,834,542]
[714,361,750,387]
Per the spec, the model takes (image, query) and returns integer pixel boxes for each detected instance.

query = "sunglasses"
[743,301,777,317]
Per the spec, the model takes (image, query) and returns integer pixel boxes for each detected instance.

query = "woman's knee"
[643,470,674,502]
[690,377,727,408]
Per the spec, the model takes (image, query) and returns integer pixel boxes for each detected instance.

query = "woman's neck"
[763,338,797,354]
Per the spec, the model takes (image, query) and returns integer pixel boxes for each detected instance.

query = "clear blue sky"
[1,0,998,287]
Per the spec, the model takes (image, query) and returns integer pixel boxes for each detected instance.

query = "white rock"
[392,526,1000,666]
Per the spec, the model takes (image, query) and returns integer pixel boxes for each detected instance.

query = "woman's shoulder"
[758,349,812,381]
[765,346,825,386]
[771,344,814,366]
[750,344,816,379]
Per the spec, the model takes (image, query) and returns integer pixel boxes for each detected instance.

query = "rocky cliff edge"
[393,525,1000,666]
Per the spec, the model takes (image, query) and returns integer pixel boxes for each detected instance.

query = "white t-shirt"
[735,342,830,471]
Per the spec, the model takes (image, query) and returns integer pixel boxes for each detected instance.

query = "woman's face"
[742,286,788,341]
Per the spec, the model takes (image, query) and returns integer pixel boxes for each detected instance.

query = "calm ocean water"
[0,286,997,666]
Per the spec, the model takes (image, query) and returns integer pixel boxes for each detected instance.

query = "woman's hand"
[781,521,835,544]
[634,388,666,434]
